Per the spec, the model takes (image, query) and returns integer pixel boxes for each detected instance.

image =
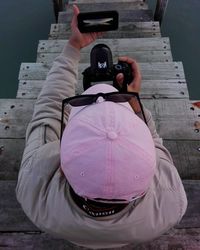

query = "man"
[16,5,187,249]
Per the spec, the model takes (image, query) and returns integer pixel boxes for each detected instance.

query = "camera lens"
[115,64,122,71]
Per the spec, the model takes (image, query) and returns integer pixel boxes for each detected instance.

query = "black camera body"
[82,44,133,92]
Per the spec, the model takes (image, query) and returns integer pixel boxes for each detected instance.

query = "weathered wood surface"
[37,51,172,64]
[0,228,200,250]
[68,0,146,3]
[164,141,200,179]
[76,62,185,80]
[0,99,199,140]
[58,10,153,23]
[0,102,32,138]
[18,62,185,81]
[0,181,199,232]
[179,180,200,229]
[38,38,171,52]
[17,80,44,99]
[38,38,171,53]
[49,22,161,39]
[17,79,189,99]
[0,139,199,180]
[65,2,149,12]
[0,181,38,232]
[0,139,25,180]
[0,99,34,139]
[37,38,172,63]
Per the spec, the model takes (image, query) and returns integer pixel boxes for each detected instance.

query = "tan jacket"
[16,43,187,249]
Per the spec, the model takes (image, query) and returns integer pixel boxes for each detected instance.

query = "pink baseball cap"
[60,84,156,201]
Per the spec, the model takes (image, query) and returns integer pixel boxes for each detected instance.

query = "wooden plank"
[1,99,199,140]
[78,62,185,80]
[49,22,161,39]
[58,10,153,23]
[163,141,200,179]
[17,79,189,99]
[37,38,171,53]
[18,62,185,81]
[68,0,146,3]
[177,180,200,229]
[0,228,200,249]
[64,2,149,12]
[0,99,34,139]
[141,99,200,141]
[37,51,172,64]
[37,37,172,62]
[17,80,44,99]
[0,139,199,180]
[0,139,25,180]
[0,181,199,232]
[0,181,38,232]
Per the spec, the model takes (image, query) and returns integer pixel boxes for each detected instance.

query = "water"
[0,0,55,98]
[0,0,200,100]
[149,0,200,100]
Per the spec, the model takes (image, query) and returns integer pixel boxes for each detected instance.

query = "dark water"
[0,0,200,100]
[149,0,200,100]
[0,0,55,98]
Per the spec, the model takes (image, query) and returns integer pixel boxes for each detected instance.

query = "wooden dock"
[0,0,200,249]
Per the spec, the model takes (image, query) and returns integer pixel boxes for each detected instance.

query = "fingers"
[97,31,104,38]
[90,32,103,41]
[118,56,141,92]
[118,56,138,74]
[118,57,139,76]
[116,73,124,87]
[90,32,97,41]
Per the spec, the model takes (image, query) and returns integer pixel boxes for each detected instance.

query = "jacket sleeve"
[19,43,80,166]
[16,43,80,201]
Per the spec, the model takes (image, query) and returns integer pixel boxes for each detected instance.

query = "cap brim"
[69,83,132,120]
[82,83,118,95]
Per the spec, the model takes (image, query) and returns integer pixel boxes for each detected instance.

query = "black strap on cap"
[69,186,128,217]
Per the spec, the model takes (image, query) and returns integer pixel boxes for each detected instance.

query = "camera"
[82,44,133,92]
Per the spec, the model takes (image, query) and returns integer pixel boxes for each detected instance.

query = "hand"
[69,5,103,50]
[115,57,142,93]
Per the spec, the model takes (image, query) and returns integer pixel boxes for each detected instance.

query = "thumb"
[71,5,79,29]
[73,4,80,16]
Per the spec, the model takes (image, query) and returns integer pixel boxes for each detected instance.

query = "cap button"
[107,131,118,140]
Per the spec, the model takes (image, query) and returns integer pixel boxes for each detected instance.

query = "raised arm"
[16,4,104,223]
[20,5,103,161]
